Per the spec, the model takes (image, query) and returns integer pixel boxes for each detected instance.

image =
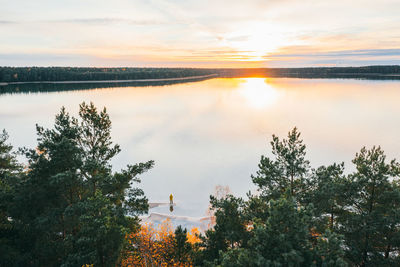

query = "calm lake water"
[1,78,400,218]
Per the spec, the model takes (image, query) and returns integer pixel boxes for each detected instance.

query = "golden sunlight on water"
[237,78,280,109]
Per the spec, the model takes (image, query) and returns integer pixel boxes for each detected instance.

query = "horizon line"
[1,64,400,69]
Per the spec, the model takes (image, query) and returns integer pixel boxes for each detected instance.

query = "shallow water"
[1,77,400,217]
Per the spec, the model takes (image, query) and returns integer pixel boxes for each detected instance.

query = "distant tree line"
[216,65,400,79]
[0,67,215,83]
[2,104,400,266]
[1,65,400,83]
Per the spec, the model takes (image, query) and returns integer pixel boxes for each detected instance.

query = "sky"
[0,0,399,67]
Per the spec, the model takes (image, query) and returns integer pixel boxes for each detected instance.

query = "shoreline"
[0,73,218,86]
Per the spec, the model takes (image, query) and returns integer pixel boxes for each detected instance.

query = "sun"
[224,23,288,61]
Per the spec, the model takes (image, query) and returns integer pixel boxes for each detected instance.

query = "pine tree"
[219,197,347,267]
[8,103,153,266]
[252,127,310,201]
[340,146,400,266]
[308,163,347,232]
[196,195,249,265]
[174,225,192,264]
[0,130,22,266]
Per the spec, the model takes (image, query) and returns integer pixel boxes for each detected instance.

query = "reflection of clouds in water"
[2,78,400,217]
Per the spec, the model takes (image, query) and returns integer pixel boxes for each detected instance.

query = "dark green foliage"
[0,130,22,266]
[218,197,347,267]
[252,127,310,200]
[0,67,215,83]
[0,130,20,177]
[196,195,250,266]
[243,197,315,266]
[195,128,400,266]
[210,195,249,250]
[2,111,400,266]
[308,163,347,231]
[174,226,193,264]
[339,146,400,266]
[1,66,400,84]
[216,65,400,79]
[62,190,129,267]
[1,103,153,266]
[312,230,348,267]
[195,226,228,266]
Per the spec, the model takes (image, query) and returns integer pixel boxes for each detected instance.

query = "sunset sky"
[1,0,399,67]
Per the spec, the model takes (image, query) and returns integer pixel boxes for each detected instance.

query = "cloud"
[265,48,400,59]
[1,0,400,66]
[48,18,166,26]
[226,35,250,42]
[0,18,166,26]
[262,48,400,67]
[0,20,15,24]
[0,53,99,67]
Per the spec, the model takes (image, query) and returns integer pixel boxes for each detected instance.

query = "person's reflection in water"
[169,194,174,212]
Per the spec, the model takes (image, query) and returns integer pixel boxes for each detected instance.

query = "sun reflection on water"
[237,78,280,109]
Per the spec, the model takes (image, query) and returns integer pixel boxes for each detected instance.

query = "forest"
[0,67,216,83]
[216,65,400,79]
[1,65,400,83]
[1,103,400,266]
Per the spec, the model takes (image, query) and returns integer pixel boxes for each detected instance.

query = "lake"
[1,77,400,221]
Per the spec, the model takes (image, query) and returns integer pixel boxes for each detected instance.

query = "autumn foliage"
[187,228,201,245]
[121,219,200,267]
